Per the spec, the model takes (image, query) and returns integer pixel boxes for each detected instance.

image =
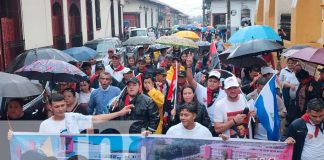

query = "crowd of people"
[3,35,324,160]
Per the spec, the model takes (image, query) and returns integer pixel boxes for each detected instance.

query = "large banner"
[10,133,293,160]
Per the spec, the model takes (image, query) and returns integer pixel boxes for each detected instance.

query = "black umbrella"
[219,46,237,61]
[224,56,268,68]
[5,48,77,73]
[227,39,284,59]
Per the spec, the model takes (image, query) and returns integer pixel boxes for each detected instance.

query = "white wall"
[93,0,112,39]
[80,0,88,43]
[210,0,256,30]
[21,0,53,49]
[63,1,70,44]
[113,0,120,36]
[123,0,159,28]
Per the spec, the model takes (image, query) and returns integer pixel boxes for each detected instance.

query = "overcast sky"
[158,0,203,17]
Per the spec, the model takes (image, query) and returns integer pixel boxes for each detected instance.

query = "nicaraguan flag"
[255,75,280,141]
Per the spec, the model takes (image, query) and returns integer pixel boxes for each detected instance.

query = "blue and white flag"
[255,75,280,141]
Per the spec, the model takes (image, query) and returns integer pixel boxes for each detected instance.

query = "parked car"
[84,37,126,63]
[130,28,148,37]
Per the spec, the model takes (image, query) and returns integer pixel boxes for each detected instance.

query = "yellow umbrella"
[174,31,200,41]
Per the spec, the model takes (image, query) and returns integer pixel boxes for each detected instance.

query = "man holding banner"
[214,76,256,138]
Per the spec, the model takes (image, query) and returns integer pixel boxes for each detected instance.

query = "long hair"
[180,85,198,106]
[142,74,157,94]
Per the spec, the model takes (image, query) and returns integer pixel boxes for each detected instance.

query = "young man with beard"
[214,76,256,138]
[105,52,129,82]
[109,77,160,133]
[185,53,226,125]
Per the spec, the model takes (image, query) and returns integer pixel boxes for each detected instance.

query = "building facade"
[123,0,189,29]
[255,0,324,48]
[0,0,124,71]
[208,0,256,33]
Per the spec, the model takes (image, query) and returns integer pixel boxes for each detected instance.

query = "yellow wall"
[291,0,322,45]
[255,0,264,25]
[263,0,275,27]
[321,3,324,45]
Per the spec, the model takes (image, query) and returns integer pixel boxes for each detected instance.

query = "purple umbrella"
[289,47,324,65]
[15,59,87,82]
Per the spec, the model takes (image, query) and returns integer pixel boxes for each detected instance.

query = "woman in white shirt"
[78,79,94,104]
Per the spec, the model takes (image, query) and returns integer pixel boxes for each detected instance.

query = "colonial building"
[208,0,256,33]
[123,0,189,29]
[0,0,189,71]
[0,0,124,71]
[255,0,324,48]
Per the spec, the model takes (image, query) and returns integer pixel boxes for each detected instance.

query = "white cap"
[224,76,239,89]
[261,67,275,75]
[122,68,131,74]
[208,70,221,79]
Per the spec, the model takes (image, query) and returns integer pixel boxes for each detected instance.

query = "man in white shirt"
[214,76,256,138]
[285,98,324,160]
[105,53,129,82]
[279,58,296,114]
[143,103,212,138]
[185,53,226,124]
[39,94,132,134]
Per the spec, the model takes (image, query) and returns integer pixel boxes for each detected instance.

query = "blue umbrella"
[178,24,200,31]
[228,25,281,43]
[63,46,97,61]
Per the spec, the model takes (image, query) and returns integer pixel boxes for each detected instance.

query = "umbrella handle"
[7,113,13,131]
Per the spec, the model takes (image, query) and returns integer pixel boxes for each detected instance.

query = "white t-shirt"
[195,83,226,123]
[39,113,92,134]
[166,122,212,138]
[105,65,129,82]
[301,122,324,160]
[79,88,95,104]
[279,67,294,83]
[214,94,250,138]
[286,73,299,99]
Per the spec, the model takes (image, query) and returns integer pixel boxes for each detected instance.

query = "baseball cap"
[155,68,167,76]
[95,63,105,71]
[126,77,140,84]
[137,57,145,63]
[111,53,121,59]
[208,70,221,79]
[178,71,186,77]
[122,68,132,74]
[261,67,275,75]
[224,76,239,89]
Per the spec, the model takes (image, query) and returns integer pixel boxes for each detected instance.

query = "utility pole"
[202,0,206,25]
[225,0,231,41]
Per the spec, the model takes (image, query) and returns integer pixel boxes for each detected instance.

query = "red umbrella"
[289,47,324,65]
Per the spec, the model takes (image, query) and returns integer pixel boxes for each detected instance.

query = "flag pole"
[174,61,178,110]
